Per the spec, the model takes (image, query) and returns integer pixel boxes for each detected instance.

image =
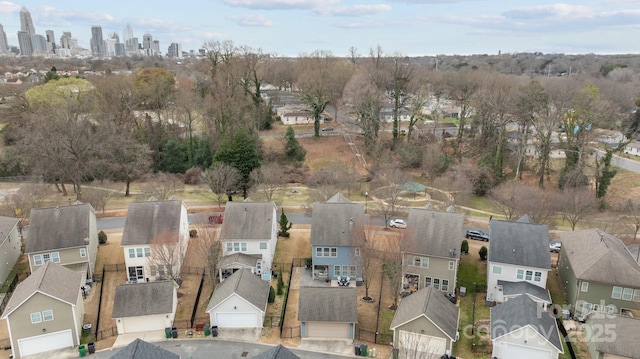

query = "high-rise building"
[20,7,36,35]
[114,43,125,57]
[90,25,105,57]
[152,40,160,56]
[31,34,46,53]
[142,33,153,56]
[168,43,182,58]
[17,31,33,56]
[46,30,56,53]
[0,24,8,54]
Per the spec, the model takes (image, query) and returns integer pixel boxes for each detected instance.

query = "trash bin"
[203,324,210,336]
[165,327,172,339]
[392,348,399,359]
[355,343,361,356]
[78,345,86,357]
[360,344,367,357]
[171,327,178,338]
[370,347,376,357]
[211,325,218,337]
[82,323,92,335]
[87,342,95,354]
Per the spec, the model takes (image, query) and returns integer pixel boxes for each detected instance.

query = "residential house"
[491,294,564,359]
[310,201,365,281]
[276,105,317,125]
[1,262,84,359]
[111,281,178,335]
[298,287,357,339]
[121,199,189,282]
[624,140,640,156]
[25,204,99,280]
[402,208,464,296]
[380,107,411,123]
[219,202,278,280]
[496,280,552,309]
[487,215,551,303]
[390,286,459,359]
[559,229,640,318]
[109,338,179,359]
[0,217,22,286]
[585,314,640,359]
[206,268,269,328]
[594,128,626,146]
[413,122,458,139]
[251,344,300,359]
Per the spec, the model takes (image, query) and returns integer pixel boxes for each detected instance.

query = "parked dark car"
[466,229,489,241]
[321,127,334,131]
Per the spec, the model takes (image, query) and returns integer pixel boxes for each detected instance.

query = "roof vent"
[512,248,516,253]
[449,249,456,257]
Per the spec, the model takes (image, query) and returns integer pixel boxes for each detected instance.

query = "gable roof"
[110,338,179,359]
[561,229,640,287]
[112,281,176,318]
[298,287,357,323]
[0,216,19,244]
[390,286,459,340]
[121,200,185,246]
[219,253,261,268]
[404,208,464,258]
[26,203,95,252]
[588,315,640,357]
[251,344,300,359]
[207,269,269,312]
[326,192,352,203]
[220,202,276,241]
[310,203,364,246]
[2,262,83,318]
[488,218,550,269]
[491,295,563,352]
[498,280,551,303]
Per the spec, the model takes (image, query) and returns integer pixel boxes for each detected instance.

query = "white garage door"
[307,322,349,338]
[123,316,167,333]
[499,342,552,359]
[216,313,257,328]
[18,329,73,357]
[398,330,447,358]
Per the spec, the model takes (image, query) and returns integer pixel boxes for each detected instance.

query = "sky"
[0,0,639,57]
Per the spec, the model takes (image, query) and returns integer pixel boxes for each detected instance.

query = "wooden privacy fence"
[103,263,126,272]
[96,326,117,341]
[281,326,301,339]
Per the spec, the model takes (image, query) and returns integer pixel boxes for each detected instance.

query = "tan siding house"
[0,217,22,286]
[298,287,357,340]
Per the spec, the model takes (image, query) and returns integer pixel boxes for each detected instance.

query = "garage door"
[123,316,166,333]
[307,322,349,338]
[18,329,73,357]
[398,330,447,357]
[499,342,552,359]
[216,313,257,328]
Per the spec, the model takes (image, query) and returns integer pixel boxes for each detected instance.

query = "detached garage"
[112,281,178,335]
[207,269,269,328]
[1,262,85,359]
[298,287,357,340]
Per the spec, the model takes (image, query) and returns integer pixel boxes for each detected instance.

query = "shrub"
[189,229,198,238]
[276,268,284,295]
[479,246,488,261]
[183,167,203,185]
[268,286,276,303]
[98,230,107,244]
[461,239,469,254]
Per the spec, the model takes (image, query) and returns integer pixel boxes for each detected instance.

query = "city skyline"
[0,0,639,57]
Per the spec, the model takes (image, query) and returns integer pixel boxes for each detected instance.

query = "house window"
[334,265,341,277]
[534,272,542,282]
[260,242,267,250]
[30,312,42,324]
[241,243,247,251]
[581,282,589,292]
[349,266,356,277]
[34,254,43,266]
[51,252,60,263]
[593,304,602,313]
[144,248,151,257]
[128,249,135,258]
[355,248,361,257]
[42,310,53,321]
[226,243,232,252]
[233,243,240,252]
[136,248,143,258]
[606,305,615,314]
[442,280,449,292]
[448,261,454,270]
[634,289,640,302]
[43,253,50,263]
[492,266,502,274]
[150,265,157,276]
[317,247,337,257]
[516,269,524,280]
[612,286,622,299]
[525,270,533,281]
[412,256,428,268]
[433,279,440,290]
[582,303,592,315]
[622,288,633,301]
[80,248,87,257]
[425,277,432,287]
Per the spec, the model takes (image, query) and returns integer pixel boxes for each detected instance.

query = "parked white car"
[389,219,407,228]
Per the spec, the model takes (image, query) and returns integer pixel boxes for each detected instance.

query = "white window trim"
[42,309,54,321]
[354,248,361,257]
[449,261,455,270]
[30,312,42,324]
[80,248,87,257]
[492,265,502,274]
[516,269,524,280]
[612,286,622,299]
[33,254,43,266]
[581,282,589,292]
[622,288,633,301]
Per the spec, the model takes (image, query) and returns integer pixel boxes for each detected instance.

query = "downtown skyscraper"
[20,7,35,35]
[90,25,105,57]
[0,24,8,54]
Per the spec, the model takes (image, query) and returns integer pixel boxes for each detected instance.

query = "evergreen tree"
[213,129,262,198]
[284,126,306,162]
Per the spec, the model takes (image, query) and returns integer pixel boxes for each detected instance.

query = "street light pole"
[365,192,368,213]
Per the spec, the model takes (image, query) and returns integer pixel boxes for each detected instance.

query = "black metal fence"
[281,326,301,338]
[103,263,126,272]
[279,261,295,335]
[557,319,577,359]
[264,315,280,328]
[96,326,117,341]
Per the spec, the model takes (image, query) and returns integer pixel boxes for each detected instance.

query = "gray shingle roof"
[297,287,357,323]
[112,281,176,318]
[219,253,262,268]
[561,229,640,287]
[390,286,459,340]
[488,219,550,269]
[491,295,563,352]
[121,200,185,246]
[404,208,464,258]
[326,192,352,203]
[220,202,276,241]
[0,216,19,244]
[497,280,551,303]
[251,344,300,359]
[2,262,83,318]
[310,203,364,246]
[110,338,179,359]
[25,203,95,252]
[589,315,640,357]
[207,269,269,312]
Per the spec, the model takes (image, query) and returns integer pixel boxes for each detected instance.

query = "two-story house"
[25,204,98,281]
[559,229,640,318]
[487,215,551,303]
[219,202,278,281]
[0,216,22,286]
[310,201,365,282]
[121,199,189,283]
[402,207,464,296]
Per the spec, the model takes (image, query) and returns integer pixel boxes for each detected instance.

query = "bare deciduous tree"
[0,183,49,238]
[142,172,185,200]
[250,162,285,203]
[372,166,411,226]
[558,187,598,230]
[148,229,186,281]
[616,199,640,241]
[351,219,381,301]
[83,181,119,213]
[204,163,241,207]
[490,181,557,224]
[190,221,223,283]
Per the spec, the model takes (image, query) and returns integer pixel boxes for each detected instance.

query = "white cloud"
[316,4,392,16]
[228,13,273,27]
[223,0,339,10]
[0,1,20,14]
